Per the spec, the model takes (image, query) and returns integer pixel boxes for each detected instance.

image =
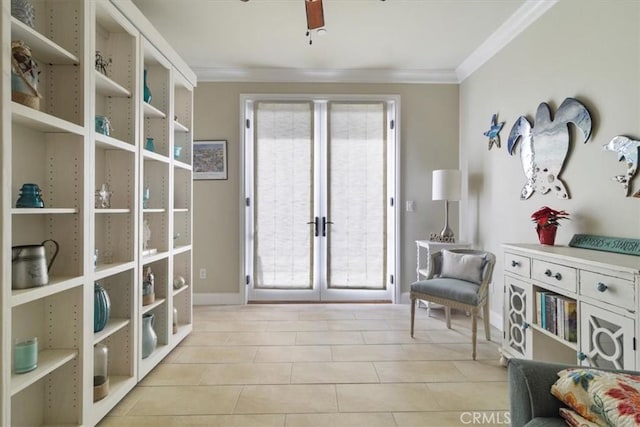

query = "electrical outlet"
[199,268,206,279]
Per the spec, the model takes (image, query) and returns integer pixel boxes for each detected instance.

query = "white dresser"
[501,244,640,370]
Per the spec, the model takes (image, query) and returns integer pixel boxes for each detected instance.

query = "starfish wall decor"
[483,113,505,150]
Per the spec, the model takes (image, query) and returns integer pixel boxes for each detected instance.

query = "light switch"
[406,200,415,212]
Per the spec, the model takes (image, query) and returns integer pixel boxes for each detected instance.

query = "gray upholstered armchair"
[410,249,496,360]
[508,358,640,426]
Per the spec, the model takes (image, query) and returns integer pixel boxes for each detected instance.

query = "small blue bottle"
[143,69,152,103]
[16,183,44,208]
[145,137,155,152]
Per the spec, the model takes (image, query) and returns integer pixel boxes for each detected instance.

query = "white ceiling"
[131,0,556,83]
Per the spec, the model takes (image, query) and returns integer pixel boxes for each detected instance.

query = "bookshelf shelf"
[530,323,577,351]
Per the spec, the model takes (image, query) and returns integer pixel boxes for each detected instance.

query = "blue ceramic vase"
[94,282,111,333]
[141,313,157,359]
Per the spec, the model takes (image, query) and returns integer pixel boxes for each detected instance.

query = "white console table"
[501,243,640,370]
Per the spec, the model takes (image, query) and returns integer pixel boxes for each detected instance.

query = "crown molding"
[195,67,458,84]
[195,0,557,85]
[456,0,558,82]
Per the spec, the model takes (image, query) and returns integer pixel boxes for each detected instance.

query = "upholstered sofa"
[508,358,640,426]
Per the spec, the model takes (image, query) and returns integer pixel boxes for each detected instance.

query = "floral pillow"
[551,367,640,426]
[559,408,601,427]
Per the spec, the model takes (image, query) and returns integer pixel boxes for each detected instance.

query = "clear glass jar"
[93,343,109,401]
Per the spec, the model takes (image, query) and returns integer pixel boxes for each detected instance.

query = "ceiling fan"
[241,0,385,45]
[305,0,325,45]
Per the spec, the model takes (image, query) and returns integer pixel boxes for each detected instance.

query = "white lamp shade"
[432,169,461,201]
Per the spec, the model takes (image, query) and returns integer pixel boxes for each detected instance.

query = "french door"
[243,96,397,302]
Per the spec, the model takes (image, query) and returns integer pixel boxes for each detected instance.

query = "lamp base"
[431,200,456,242]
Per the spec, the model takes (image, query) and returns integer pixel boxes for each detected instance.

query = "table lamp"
[432,169,461,242]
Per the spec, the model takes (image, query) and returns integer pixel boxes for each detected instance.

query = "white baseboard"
[399,291,410,304]
[194,292,243,305]
[490,309,503,332]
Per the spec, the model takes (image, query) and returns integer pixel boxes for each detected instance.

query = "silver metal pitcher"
[12,239,59,289]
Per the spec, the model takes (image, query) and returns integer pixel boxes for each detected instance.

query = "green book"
[564,299,577,342]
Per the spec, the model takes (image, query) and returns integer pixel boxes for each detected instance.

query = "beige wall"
[193,82,459,302]
[460,0,640,326]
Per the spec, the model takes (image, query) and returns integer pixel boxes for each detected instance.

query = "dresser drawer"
[532,259,577,293]
[504,253,531,278]
[580,270,635,311]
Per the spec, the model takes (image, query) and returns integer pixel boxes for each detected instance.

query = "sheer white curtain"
[328,102,386,289]
[254,102,314,289]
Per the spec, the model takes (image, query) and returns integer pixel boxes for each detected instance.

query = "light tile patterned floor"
[99,304,509,427]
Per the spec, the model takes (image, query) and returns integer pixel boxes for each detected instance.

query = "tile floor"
[99,304,509,426]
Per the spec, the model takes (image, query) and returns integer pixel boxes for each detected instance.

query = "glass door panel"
[326,103,386,290]
[253,102,315,291]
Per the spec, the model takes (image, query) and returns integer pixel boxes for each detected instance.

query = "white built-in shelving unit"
[1,0,195,424]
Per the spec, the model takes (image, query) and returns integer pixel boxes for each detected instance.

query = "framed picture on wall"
[193,140,227,180]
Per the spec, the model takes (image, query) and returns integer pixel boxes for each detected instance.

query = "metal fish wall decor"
[507,98,592,200]
[603,135,640,197]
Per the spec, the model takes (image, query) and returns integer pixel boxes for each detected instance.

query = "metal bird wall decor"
[483,113,505,150]
[603,135,640,197]
[507,98,592,200]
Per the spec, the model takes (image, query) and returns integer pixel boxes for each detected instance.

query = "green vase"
[143,69,152,103]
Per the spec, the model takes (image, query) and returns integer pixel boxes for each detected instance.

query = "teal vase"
[94,282,111,332]
[16,183,44,208]
[143,69,152,103]
[141,313,157,359]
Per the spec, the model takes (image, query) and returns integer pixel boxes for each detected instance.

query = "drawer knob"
[597,282,608,292]
[511,260,520,267]
[545,269,562,280]
[577,351,587,361]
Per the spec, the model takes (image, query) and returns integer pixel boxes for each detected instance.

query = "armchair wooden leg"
[471,313,477,360]
[410,295,416,338]
[483,302,491,341]
[445,306,451,329]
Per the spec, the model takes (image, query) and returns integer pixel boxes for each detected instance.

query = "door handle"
[307,217,319,237]
[322,216,334,237]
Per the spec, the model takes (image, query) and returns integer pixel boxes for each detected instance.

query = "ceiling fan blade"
[305,0,325,30]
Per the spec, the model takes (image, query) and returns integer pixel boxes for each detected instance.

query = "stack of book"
[535,291,577,342]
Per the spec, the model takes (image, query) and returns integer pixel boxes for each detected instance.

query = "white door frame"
[239,94,401,303]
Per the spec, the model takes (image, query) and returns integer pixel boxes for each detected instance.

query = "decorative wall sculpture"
[603,135,640,197]
[507,98,592,200]
[483,113,505,150]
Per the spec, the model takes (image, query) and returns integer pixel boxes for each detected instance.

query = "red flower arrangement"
[531,206,570,228]
[531,206,569,245]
